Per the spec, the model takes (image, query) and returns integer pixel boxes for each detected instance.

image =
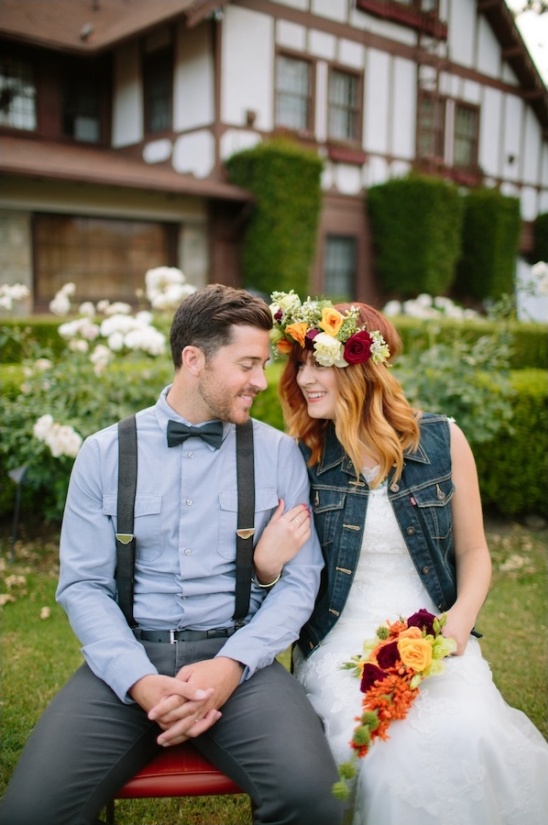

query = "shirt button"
[186,499,193,506]
[184,548,191,556]
[390,483,400,492]
[186,451,194,459]
[406,526,416,535]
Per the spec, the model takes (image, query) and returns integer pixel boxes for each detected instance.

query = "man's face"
[197,325,270,424]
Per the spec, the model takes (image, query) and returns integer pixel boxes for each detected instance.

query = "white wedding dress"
[294,477,548,825]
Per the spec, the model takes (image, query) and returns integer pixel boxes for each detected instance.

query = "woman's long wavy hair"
[278,302,421,485]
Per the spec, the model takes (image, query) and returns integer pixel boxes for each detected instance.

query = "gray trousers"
[0,638,344,825]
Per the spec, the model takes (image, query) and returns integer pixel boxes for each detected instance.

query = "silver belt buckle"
[169,629,176,644]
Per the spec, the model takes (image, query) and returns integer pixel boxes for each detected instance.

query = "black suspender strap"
[233,419,255,621]
[116,414,138,627]
[115,415,256,628]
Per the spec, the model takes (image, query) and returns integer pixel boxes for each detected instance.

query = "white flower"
[69,339,89,353]
[34,358,53,372]
[416,293,433,308]
[531,261,548,296]
[79,302,96,318]
[383,300,402,317]
[271,290,301,315]
[49,292,72,316]
[104,302,132,316]
[33,414,54,441]
[100,314,136,337]
[312,332,346,367]
[145,266,186,293]
[0,283,30,309]
[107,331,125,351]
[124,326,166,356]
[96,299,110,314]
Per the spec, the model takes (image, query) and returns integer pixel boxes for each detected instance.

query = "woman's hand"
[253,500,311,584]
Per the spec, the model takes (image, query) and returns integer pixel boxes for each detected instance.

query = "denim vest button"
[422,566,430,574]
[406,526,416,535]
[390,483,400,492]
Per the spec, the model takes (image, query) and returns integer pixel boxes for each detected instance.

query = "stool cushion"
[115,742,243,798]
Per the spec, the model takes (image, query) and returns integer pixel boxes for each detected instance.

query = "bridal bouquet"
[333,609,457,800]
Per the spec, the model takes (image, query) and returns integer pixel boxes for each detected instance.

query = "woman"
[265,291,548,825]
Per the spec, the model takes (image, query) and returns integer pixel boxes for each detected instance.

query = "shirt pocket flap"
[219,488,278,513]
[102,494,162,517]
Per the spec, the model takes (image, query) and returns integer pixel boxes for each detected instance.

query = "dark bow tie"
[166,420,223,450]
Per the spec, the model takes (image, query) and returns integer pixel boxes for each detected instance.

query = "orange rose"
[285,321,309,347]
[397,637,432,672]
[398,626,422,639]
[276,338,293,354]
[319,307,344,337]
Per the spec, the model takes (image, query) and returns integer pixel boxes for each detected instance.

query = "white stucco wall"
[174,21,215,132]
[112,42,142,148]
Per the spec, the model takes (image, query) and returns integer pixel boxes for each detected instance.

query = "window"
[453,103,479,169]
[62,75,102,143]
[417,94,479,172]
[417,93,445,162]
[33,215,177,310]
[143,46,173,134]
[275,55,312,132]
[0,56,36,130]
[324,235,357,301]
[328,70,361,143]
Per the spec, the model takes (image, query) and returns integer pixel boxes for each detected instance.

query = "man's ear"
[181,345,206,376]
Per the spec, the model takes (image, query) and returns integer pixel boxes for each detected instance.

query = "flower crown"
[269,291,390,368]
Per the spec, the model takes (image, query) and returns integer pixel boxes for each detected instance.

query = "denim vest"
[298,413,458,657]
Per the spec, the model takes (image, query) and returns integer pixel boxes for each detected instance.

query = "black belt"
[134,626,238,644]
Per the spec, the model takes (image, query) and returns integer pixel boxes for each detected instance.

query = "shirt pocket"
[311,488,347,548]
[103,493,163,562]
[217,487,278,560]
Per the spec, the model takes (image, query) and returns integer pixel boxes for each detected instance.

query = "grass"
[1,513,546,824]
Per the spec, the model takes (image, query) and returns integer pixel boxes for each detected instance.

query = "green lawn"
[1,514,546,824]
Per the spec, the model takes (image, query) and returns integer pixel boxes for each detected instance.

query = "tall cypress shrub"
[226,139,323,296]
[455,187,521,301]
[367,173,463,298]
[533,211,548,263]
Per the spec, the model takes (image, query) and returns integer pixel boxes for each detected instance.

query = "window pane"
[454,104,478,168]
[144,48,172,134]
[62,76,101,143]
[276,56,311,131]
[324,235,357,301]
[417,95,444,160]
[34,215,176,309]
[328,70,359,141]
[0,57,36,130]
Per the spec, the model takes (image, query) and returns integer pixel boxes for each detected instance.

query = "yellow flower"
[319,307,344,337]
[397,637,433,672]
[285,321,309,347]
[276,338,293,354]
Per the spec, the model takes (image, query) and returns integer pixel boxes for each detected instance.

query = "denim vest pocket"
[311,488,347,548]
[103,493,162,561]
[412,479,454,542]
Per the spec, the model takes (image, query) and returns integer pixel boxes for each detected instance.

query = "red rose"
[360,663,388,693]
[376,640,400,669]
[343,331,373,365]
[407,609,437,636]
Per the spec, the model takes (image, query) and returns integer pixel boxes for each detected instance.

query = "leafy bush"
[455,187,521,302]
[474,369,547,517]
[226,138,323,297]
[533,212,548,263]
[367,173,463,298]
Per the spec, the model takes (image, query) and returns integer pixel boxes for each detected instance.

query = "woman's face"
[295,353,339,421]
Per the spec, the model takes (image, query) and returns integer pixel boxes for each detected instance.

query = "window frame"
[327,66,363,145]
[323,234,358,302]
[416,92,481,179]
[142,40,174,136]
[274,51,315,136]
[0,54,37,132]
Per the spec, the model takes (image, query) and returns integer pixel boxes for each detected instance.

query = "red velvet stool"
[105,741,249,824]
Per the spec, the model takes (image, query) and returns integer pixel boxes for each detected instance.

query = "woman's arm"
[443,421,492,654]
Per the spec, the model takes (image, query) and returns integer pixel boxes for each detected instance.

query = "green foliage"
[0,316,67,362]
[367,174,463,298]
[393,315,547,370]
[226,138,323,296]
[474,369,548,516]
[393,321,515,446]
[455,187,521,301]
[533,211,548,263]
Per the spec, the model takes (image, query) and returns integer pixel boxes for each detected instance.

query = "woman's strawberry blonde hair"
[278,302,421,486]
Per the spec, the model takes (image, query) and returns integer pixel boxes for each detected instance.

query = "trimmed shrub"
[533,212,548,263]
[367,173,463,298]
[226,138,323,297]
[474,369,548,517]
[455,187,521,301]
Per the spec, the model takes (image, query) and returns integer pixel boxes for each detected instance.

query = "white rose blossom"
[312,332,347,368]
[33,415,82,459]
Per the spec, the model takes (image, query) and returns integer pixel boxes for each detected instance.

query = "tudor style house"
[1,0,547,313]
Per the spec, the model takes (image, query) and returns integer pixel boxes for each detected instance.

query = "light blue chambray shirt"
[56,387,324,703]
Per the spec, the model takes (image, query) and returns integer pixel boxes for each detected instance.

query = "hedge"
[367,174,463,298]
[226,138,323,297]
[533,212,548,263]
[455,187,521,301]
[474,369,547,517]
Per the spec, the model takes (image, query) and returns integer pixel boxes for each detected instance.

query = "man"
[0,284,343,825]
